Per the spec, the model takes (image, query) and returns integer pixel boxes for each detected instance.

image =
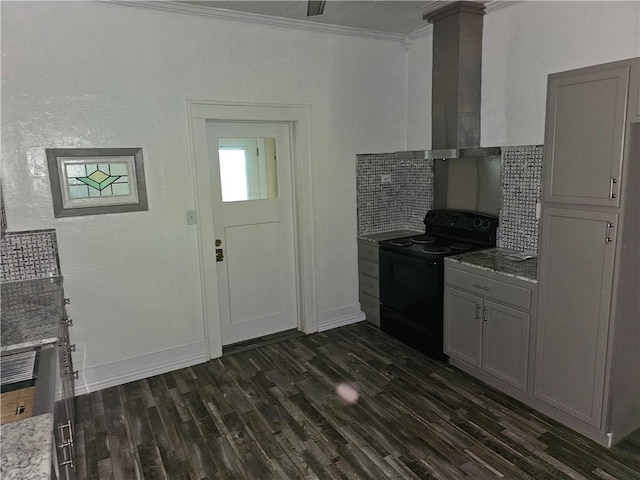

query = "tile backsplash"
[356,151,433,235]
[356,145,544,252]
[1,229,61,282]
[498,145,544,253]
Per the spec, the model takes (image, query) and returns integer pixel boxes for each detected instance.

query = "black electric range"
[378,210,498,360]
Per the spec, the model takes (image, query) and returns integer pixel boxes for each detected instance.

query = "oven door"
[379,248,444,324]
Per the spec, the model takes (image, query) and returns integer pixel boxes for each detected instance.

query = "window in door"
[218,137,278,202]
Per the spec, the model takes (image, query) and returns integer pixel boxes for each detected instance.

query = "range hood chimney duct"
[424,1,500,159]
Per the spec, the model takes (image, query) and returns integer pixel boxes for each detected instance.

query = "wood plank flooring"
[73,322,640,479]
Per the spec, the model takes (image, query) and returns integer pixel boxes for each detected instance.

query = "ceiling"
[170,1,471,35]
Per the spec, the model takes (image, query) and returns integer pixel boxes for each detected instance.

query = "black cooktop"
[379,234,486,260]
[379,210,499,261]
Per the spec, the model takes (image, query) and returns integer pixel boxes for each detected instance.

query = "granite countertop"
[1,277,64,480]
[446,248,538,283]
[358,229,424,243]
[1,277,63,353]
[0,413,53,479]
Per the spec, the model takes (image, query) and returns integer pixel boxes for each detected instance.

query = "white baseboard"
[317,303,365,332]
[75,341,208,395]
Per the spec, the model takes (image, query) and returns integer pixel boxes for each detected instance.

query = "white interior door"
[206,121,298,345]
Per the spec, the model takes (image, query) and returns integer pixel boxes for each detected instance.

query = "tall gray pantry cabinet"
[534,57,640,446]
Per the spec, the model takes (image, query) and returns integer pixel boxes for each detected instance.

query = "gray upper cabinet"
[542,63,630,207]
[535,57,640,447]
[534,208,617,427]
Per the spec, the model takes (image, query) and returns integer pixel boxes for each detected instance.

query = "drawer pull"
[473,283,489,291]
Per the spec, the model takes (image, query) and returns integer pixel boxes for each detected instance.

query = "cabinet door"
[444,287,482,367]
[535,208,617,427]
[543,62,630,207]
[482,300,530,392]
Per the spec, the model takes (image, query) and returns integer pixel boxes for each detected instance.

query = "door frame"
[186,100,317,359]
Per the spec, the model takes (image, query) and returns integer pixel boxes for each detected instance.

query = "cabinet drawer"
[446,267,531,310]
[358,257,379,279]
[357,240,379,263]
[359,272,379,298]
[0,386,35,424]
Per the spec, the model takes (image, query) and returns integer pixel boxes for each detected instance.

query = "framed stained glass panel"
[46,148,148,217]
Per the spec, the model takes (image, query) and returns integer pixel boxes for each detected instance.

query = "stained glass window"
[45,148,148,218]
[65,162,131,199]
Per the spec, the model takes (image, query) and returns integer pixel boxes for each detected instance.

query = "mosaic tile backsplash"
[498,145,544,253]
[356,145,544,253]
[356,151,433,235]
[1,230,61,282]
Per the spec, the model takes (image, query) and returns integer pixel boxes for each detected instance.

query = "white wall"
[406,1,640,149]
[1,1,407,392]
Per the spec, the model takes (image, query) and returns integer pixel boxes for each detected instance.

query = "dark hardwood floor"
[74,322,640,479]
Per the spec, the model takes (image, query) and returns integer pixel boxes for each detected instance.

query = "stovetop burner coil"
[411,235,437,245]
[421,246,452,254]
[390,238,412,246]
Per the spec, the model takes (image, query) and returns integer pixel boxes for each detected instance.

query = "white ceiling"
[170,1,470,35]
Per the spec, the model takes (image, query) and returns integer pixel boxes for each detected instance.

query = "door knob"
[215,239,222,246]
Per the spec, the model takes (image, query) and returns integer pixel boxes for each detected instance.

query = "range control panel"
[424,209,499,233]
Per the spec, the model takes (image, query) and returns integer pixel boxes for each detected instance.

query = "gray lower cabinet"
[53,295,76,480]
[534,208,616,429]
[444,264,534,397]
[357,238,380,326]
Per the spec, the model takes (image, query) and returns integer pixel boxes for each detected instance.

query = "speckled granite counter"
[0,413,53,479]
[1,277,64,479]
[1,277,63,353]
[446,248,538,283]
[358,229,423,244]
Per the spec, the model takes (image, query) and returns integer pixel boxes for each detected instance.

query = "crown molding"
[407,1,519,40]
[103,1,407,43]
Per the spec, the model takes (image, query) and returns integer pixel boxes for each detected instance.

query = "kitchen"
[1,0,639,478]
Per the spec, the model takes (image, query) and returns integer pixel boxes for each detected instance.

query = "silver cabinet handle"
[475,304,481,320]
[609,177,617,200]
[57,420,73,448]
[605,223,614,244]
[483,306,488,322]
[473,283,489,291]
[57,420,75,468]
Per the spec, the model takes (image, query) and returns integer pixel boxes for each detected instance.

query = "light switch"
[535,202,541,220]
[186,210,197,225]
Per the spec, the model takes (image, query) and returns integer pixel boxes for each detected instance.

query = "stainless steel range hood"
[424,1,500,160]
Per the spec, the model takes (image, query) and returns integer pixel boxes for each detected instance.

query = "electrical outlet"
[381,174,392,184]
